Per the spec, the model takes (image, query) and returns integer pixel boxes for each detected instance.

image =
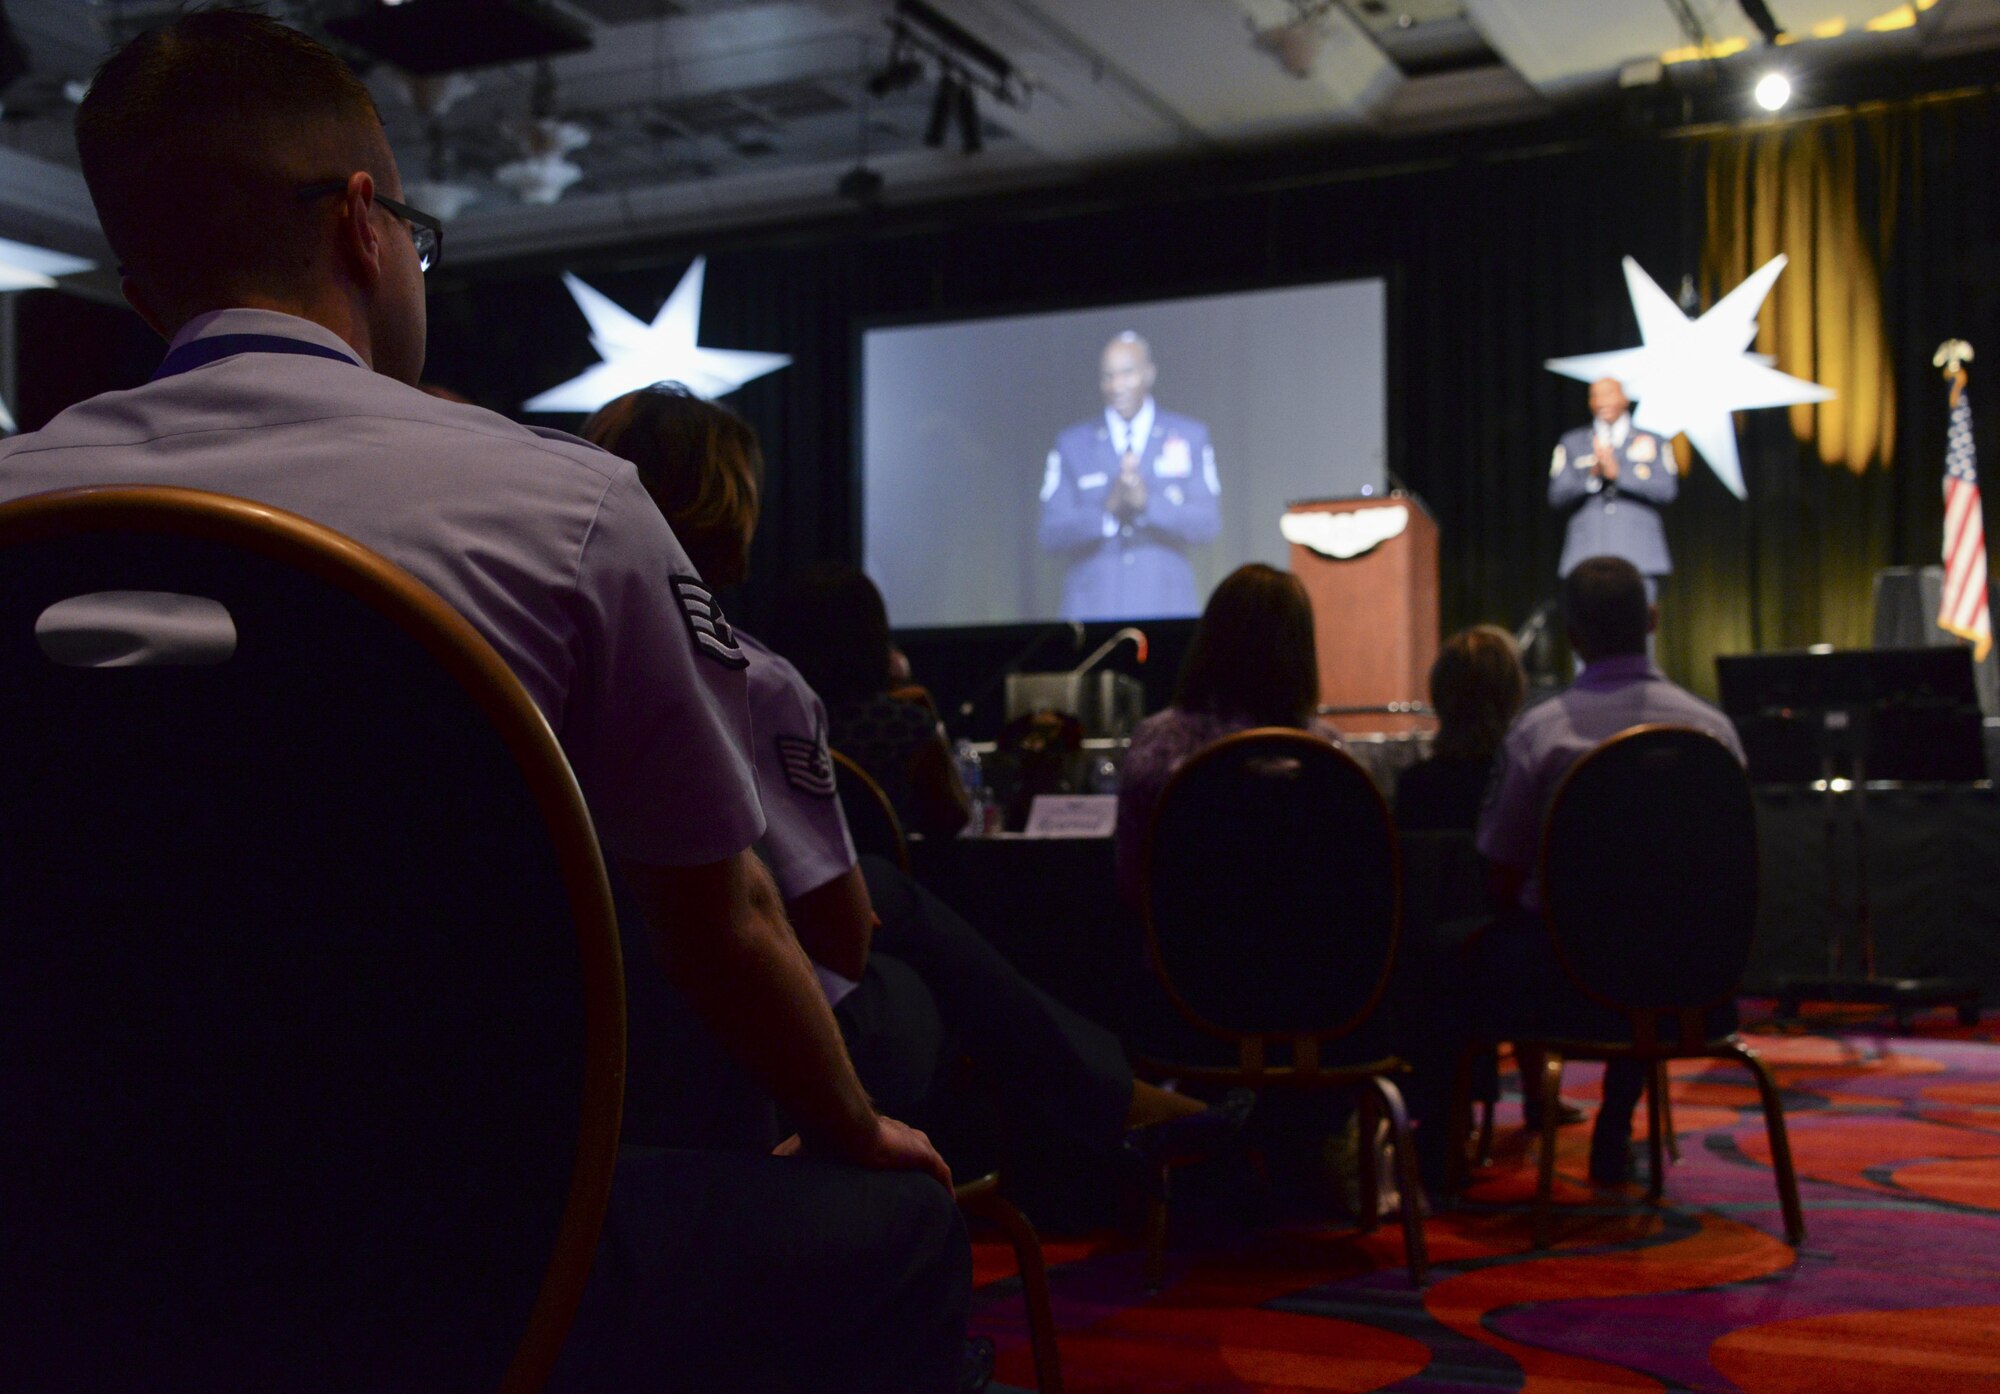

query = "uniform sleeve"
[1474,727,1541,873]
[1616,433,1679,505]
[1548,437,1590,509]
[1138,425,1221,546]
[1038,440,1113,553]
[557,468,766,867]
[748,654,858,903]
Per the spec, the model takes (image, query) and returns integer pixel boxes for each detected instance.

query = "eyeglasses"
[297,180,443,272]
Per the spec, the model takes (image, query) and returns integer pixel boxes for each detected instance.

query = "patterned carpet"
[968,1009,2000,1393]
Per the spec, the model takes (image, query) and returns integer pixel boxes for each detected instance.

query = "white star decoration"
[523,257,791,413]
[1545,254,1834,500]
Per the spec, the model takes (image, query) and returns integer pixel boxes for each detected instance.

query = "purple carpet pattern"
[969,1009,2000,1392]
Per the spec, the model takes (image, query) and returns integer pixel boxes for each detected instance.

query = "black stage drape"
[16,91,1999,703]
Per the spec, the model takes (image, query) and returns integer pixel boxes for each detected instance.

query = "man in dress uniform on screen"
[1038,332,1221,621]
[1549,376,1677,603]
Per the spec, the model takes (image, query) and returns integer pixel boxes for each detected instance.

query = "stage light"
[923,73,956,148]
[1754,71,1791,111]
[836,164,885,205]
[955,80,981,155]
[1737,0,1785,45]
[867,54,923,98]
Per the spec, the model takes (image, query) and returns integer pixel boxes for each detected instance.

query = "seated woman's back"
[1392,623,1525,833]
[1115,564,1327,907]
[772,566,970,839]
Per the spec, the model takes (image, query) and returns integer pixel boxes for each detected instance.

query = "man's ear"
[334,171,383,287]
[120,276,170,341]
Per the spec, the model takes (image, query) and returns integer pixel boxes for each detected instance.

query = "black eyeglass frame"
[296,179,443,272]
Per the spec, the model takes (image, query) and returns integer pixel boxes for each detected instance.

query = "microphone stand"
[957,621,1085,720]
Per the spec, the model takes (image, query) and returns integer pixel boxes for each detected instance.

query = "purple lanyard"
[151,334,358,382]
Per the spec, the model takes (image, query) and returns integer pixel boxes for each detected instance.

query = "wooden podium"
[1282,493,1439,735]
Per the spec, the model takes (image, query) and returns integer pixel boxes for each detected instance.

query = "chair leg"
[1368,1074,1431,1286]
[963,1188,1065,1394]
[1477,1097,1496,1169]
[1717,1039,1806,1245]
[1445,1045,1477,1203]
[1644,1066,1666,1203]
[1533,1050,1564,1250]
[1144,1164,1171,1294]
[1655,1062,1681,1163]
[1355,1081,1381,1234]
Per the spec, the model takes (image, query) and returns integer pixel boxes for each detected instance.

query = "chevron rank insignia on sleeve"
[670,575,748,669]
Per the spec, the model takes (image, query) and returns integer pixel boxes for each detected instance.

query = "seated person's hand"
[853,1114,954,1190]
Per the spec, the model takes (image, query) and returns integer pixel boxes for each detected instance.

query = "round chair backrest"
[1541,724,1758,1013]
[0,488,623,1393]
[831,747,912,874]
[1143,728,1399,1040]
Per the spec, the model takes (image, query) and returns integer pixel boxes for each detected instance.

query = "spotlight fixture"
[867,54,923,98]
[836,164,885,206]
[1736,0,1786,46]
[869,0,1025,153]
[923,72,956,148]
[954,79,981,155]
[1754,70,1791,111]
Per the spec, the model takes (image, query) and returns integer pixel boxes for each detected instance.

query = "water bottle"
[954,739,991,837]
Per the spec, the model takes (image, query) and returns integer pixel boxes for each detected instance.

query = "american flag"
[1939,377,1990,661]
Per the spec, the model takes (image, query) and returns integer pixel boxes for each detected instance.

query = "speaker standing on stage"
[1549,377,1676,602]
[1039,332,1221,621]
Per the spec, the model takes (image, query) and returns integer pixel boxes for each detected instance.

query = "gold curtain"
[1702,112,1898,474]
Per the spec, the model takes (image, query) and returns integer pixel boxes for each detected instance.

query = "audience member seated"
[771,566,973,839]
[1395,624,1525,832]
[1469,556,1745,1185]
[0,14,965,1389]
[1115,563,1335,909]
[581,384,1247,1190]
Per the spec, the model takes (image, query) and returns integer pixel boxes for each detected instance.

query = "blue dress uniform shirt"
[0,307,766,871]
[737,630,863,1007]
[1476,653,1744,913]
[1038,399,1221,620]
[1548,415,1678,579]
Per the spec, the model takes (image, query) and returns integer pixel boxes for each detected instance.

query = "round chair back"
[0,488,623,1393]
[1541,724,1758,1014]
[1143,729,1399,1040]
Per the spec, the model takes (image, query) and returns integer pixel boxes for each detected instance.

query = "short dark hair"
[1174,563,1320,728]
[767,565,894,709]
[75,9,387,327]
[581,384,764,588]
[1429,624,1525,761]
[1563,556,1650,660]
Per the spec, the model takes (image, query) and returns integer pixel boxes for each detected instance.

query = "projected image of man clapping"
[1037,332,1221,621]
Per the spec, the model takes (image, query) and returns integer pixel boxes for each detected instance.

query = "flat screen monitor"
[859,276,1389,629]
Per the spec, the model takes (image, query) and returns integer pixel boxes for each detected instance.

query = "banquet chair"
[831,749,1061,1386]
[1137,729,1427,1287]
[0,487,625,1393]
[955,1173,1065,1394]
[1447,725,1804,1249]
[832,747,913,873]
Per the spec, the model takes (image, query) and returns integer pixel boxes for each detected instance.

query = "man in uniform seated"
[1473,556,1745,1185]
[0,12,965,1388]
